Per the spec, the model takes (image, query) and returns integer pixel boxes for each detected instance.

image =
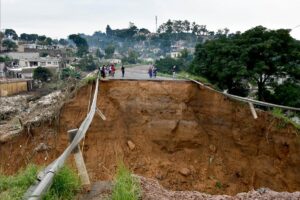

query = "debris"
[34,143,49,152]
[127,140,136,150]
[179,168,191,176]
[209,144,217,153]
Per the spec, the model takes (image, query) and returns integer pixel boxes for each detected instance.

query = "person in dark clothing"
[121,65,125,78]
[153,66,157,78]
[148,66,153,78]
[101,65,106,78]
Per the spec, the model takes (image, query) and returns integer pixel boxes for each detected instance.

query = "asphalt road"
[107,65,176,80]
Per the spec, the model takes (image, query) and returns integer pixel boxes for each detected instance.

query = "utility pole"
[155,16,158,33]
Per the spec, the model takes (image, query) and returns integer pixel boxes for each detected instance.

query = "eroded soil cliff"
[1,80,299,195]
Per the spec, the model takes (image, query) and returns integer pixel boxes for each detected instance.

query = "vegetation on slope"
[111,162,141,200]
[0,165,81,200]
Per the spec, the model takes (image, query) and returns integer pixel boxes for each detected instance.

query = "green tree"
[33,67,52,82]
[2,39,18,51]
[183,20,191,33]
[95,49,104,59]
[78,55,97,71]
[68,34,89,57]
[122,50,139,64]
[106,25,113,36]
[59,39,68,46]
[20,33,38,42]
[273,81,300,107]
[155,57,184,74]
[4,29,18,40]
[104,45,115,58]
[61,68,80,80]
[190,26,300,100]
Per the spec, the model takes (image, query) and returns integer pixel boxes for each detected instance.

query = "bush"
[61,68,81,80]
[111,162,141,200]
[33,67,52,82]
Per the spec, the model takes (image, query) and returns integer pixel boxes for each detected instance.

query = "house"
[170,51,182,58]
[103,58,122,64]
[3,52,62,79]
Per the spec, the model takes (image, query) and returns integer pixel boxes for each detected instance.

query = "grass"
[215,181,223,189]
[272,108,300,131]
[82,74,98,85]
[43,166,81,200]
[111,162,141,200]
[0,164,38,200]
[0,164,81,200]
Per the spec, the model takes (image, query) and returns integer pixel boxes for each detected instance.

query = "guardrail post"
[68,129,91,192]
[248,102,258,119]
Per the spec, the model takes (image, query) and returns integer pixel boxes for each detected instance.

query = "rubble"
[0,90,66,143]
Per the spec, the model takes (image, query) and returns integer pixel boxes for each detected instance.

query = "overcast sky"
[1,0,300,39]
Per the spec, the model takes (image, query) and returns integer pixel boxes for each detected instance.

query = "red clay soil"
[1,80,300,196]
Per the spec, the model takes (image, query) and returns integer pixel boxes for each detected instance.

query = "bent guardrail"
[24,75,99,200]
[188,78,300,112]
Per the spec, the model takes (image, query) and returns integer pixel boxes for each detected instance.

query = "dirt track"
[1,80,300,196]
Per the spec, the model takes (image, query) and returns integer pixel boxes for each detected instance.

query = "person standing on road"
[101,65,106,78]
[148,66,153,78]
[121,65,125,78]
[111,64,116,77]
[172,65,176,78]
[153,66,157,78]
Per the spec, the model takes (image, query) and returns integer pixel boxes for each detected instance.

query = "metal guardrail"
[188,78,300,111]
[24,75,99,200]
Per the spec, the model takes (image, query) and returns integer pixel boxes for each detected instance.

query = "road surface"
[107,65,176,80]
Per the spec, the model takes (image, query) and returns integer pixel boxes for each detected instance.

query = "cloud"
[1,0,300,39]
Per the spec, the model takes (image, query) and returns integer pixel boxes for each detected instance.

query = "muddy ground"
[0,80,300,196]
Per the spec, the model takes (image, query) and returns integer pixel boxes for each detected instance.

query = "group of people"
[100,64,125,79]
[148,65,158,78]
[100,64,116,78]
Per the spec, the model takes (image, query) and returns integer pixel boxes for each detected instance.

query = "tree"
[95,49,104,59]
[183,20,190,33]
[59,39,68,46]
[68,34,89,57]
[45,37,53,45]
[106,25,113,36]
[20,33,38,42]
[240,26,299,100]
[122,49,139,64]
[104,44,115,58]
[38,35,47,42]
[61,68,80,80]
[78,55,97,71]
[4,29,18,40]
[165,20,174,34]
[2,39,18,51]
[190,26,300,100]
[155,57,184,74]
[33,67,52,82]
[273,81,300,107]
[173,20,184,33]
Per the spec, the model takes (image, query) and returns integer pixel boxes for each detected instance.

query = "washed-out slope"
[0,80,299,195]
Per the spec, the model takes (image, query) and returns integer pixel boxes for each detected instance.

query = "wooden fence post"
[68,129,91,191]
